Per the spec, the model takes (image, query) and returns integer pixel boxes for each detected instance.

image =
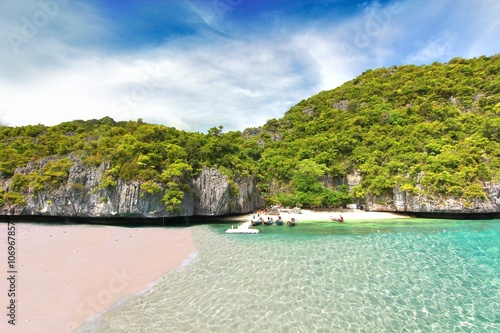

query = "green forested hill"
[1,54,499,212]
[254,55,500,207]
[0,118,259,210]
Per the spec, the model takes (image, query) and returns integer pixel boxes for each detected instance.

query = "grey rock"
[1,157,264,218]
[363,183,500,213]
[333,100,349,111]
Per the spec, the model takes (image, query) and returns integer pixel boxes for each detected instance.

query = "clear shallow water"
[78,219,500,333]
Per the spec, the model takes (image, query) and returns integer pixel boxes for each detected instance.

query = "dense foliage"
[0,118,259,211]
[1,54,499,210]
[254,55,500,207]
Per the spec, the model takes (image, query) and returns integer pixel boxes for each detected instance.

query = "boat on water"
[250,218,263,226]
[250,215,287,226]
[263,219,274,225]
[226,222,259,234]
[330,215,344,223]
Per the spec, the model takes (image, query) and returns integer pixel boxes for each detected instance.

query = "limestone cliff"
[363,184,500,214]
[0,156,264,218]
[354,175,500,214]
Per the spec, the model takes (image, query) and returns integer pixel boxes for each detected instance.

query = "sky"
[0,0,499,133]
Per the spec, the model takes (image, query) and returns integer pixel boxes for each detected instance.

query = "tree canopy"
[252,54,500,207]
[1,54,499,210]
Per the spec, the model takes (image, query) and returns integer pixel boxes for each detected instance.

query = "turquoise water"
[78,219,499,333]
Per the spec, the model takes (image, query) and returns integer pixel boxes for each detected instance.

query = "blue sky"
[0,0,499,132]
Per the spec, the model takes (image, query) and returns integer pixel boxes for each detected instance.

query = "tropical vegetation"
[1,54,499,211]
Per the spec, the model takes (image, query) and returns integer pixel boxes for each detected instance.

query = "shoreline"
[292,209,411,222]
[222,209,411,223]
[0,223,196,333]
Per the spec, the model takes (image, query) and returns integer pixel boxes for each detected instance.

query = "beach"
[296,209,411,221]
[0,210,406,333]
[0,223,196,333]
[1,213,497,333]
[226,209,411,223]
[62,216,500,332]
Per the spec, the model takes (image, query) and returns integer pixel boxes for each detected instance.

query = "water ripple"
[78,219,500,333]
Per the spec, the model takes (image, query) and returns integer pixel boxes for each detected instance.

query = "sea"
[77,218,499,333]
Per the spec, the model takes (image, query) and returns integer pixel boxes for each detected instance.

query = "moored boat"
[250,218,263,226]
[330,215,344,223]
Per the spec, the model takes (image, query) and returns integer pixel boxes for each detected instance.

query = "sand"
[0,210,407,332]
[291,209,411,222]
[226,209,411,223]
[0,223,196,333]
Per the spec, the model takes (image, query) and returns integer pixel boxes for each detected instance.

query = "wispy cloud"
[0,34,320,131]
[405,35,457,64]
[462,0,500,58]
[0,0,499,131]
[0,0,107,78]
[399,0,500,63]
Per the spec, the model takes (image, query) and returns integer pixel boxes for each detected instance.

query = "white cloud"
[1,0,499,131]
[0,1,107,78]
[0,1,321,131]
[288,1,409,89]
[399,0,500,64]
[0,36,321,131]
[405,35,457,64]
[290,32,360,90]
[185,0,244,35]
[463,0,500,58]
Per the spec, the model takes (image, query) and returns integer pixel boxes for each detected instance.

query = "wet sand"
[0,223,196,333]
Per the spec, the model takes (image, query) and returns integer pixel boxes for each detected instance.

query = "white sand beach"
[0,223,195,333]
[0,211,408,332]
[226,209,411,223]
[291,209,411,222]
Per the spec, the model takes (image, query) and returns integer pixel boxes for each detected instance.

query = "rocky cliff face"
[363,183,500,213]
[4,157,499,217]
[345,170,500,213]
[190,167,264,216]
[0,156,265,218]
